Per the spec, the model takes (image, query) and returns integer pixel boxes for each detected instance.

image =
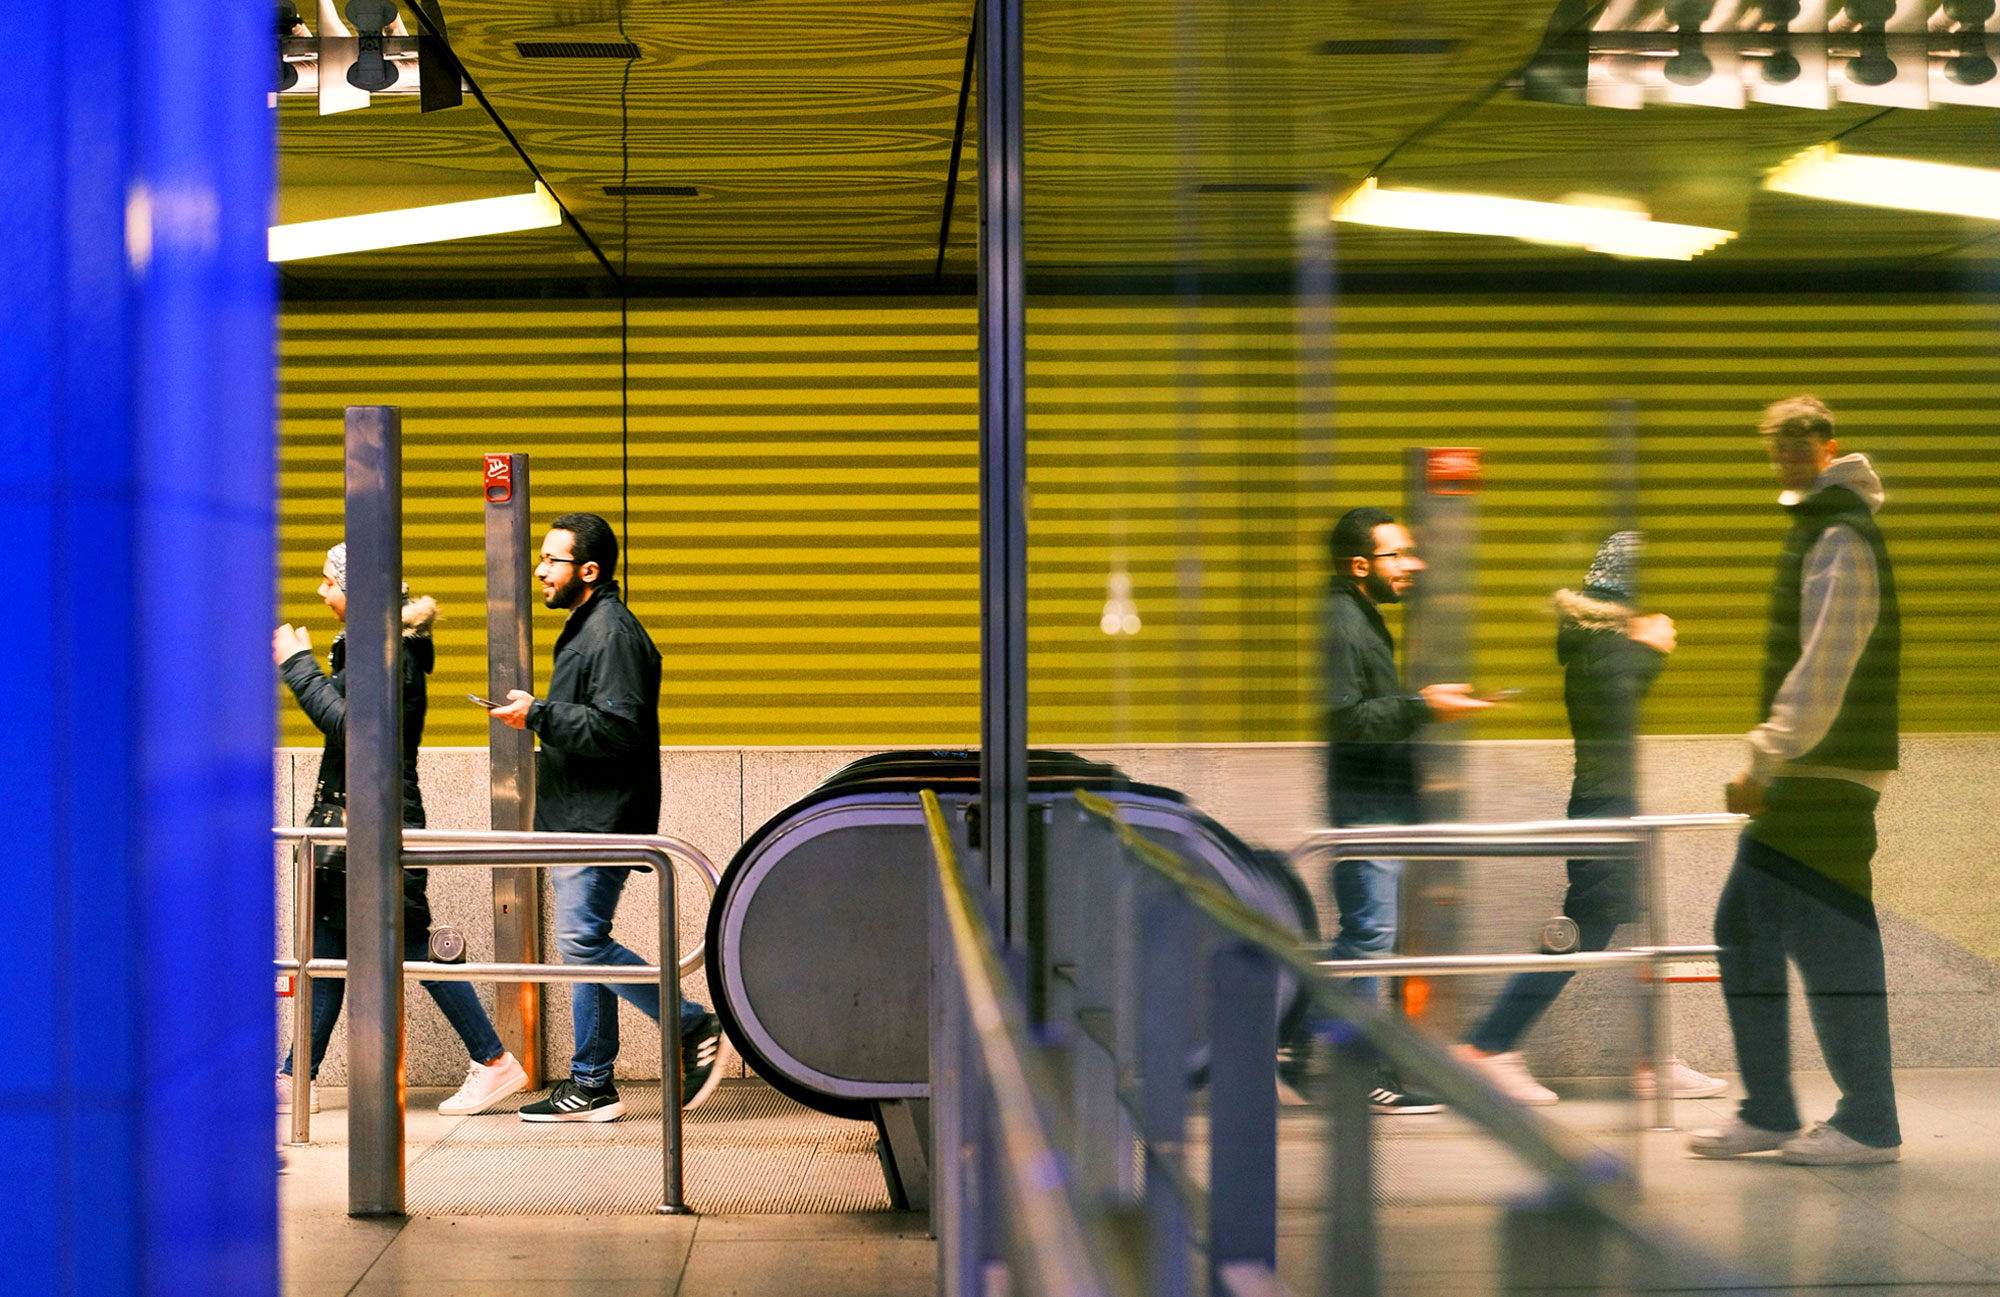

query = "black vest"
[1760,484,1899,771]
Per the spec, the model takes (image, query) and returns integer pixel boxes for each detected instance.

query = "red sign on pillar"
[1424,446,1482,495]
[483,453,513,503]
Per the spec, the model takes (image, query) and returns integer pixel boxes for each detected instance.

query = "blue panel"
[0,0,275,1291]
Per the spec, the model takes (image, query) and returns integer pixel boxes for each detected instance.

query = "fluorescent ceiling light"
[1763,143,2000,220]
[268,184,563,262]
[1332,178,1736,260]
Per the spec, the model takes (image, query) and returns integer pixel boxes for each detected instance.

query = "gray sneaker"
[1688,1116,1792,1158]
[1779,1122,1899,1165]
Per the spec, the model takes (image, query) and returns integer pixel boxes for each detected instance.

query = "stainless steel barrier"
[273,826,722,1215]
[924,790,1112,1297]
[944,796,1744,1297]
[1292,812,1743,1130]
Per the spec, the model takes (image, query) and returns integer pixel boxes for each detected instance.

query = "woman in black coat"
[274,542,528,1117]
[1453,532,1725,1104]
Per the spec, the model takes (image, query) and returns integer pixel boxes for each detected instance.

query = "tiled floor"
[283,1070,2000,1296]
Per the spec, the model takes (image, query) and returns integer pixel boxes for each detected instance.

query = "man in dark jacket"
[491,513,723,1121]
[1691,396,1903,1166]
[1322,506,1488,1112]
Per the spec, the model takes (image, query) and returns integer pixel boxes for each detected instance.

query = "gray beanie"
[326,542,407,598]
[1582,531,1642,604]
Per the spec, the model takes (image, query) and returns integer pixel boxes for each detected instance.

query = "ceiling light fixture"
[268,183,563,261]
[1763,142,2000,218]
[1332,179,1736,260]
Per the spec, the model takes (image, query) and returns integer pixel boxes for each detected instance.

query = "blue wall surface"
[0,3,274,1292]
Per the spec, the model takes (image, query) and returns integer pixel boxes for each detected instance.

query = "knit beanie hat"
[326,542,407,598]
[1581,530,1642,604]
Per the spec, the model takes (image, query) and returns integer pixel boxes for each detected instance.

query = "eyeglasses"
[1371,549,1420,561]
[538,555,581,565]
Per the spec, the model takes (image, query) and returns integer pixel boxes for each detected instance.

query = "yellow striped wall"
[278,295,2000,748]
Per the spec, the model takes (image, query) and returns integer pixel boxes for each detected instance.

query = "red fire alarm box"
[1424,446,1482,495]
[484,453,513,503]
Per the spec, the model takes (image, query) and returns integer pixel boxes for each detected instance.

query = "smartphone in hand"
[467,693,502,709]
[1483,687,1524,703]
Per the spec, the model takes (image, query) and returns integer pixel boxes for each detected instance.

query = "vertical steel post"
[345,404,406,1216]
[656,861,688,1212]
[1608,398,1641,540]
[483,452,542,1085]
[1208,944,1279,1291]
[1138,893,1194,1297]
[1323,1025,1379,1297]
[977,0,1029,951]
[1400,447,1480,1027]
[289,835,316,1147]
[1644,826,1676,1131]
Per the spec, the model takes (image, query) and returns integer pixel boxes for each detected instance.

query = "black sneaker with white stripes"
[680,1012,724,1111]
[1368,1068,1443,1115]
[520,1077,626,1123]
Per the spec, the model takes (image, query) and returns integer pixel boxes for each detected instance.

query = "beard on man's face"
[544,567,587,610]
[1362,567,1401,604]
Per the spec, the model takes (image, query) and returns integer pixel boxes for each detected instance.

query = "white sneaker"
[1453,1046,1558,1106]
[276,1072,319,1114]
[439,1052,529,1116]
[1688,1116,1792,1158]
[1634,1057,1729,1100]
[1780,1121,1899,1165]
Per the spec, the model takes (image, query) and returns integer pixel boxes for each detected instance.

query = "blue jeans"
[1331,857,1401,1008]
[1465,920,1619,1055]
[282,913,505,1079]
[1716,832,1899,1148]
[554,864,705,1089]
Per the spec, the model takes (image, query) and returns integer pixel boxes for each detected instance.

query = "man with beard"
[490,512,724,1120]
[1320,506,1490,1112]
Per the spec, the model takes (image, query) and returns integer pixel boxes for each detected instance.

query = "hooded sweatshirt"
[1749,453,1899,790]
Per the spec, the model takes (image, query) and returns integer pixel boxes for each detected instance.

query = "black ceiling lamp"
[345,0,400,92]
[277,2,302,92]
[1760,0,1803,83]
[1844,0,1898,86]
[1664,0,1717,85]
[1946,0,1997,84]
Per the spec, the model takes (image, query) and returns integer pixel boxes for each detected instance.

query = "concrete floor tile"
[356,1216,695,1284]
[691,1211,930,1241]
[351,1282,680,1297]
[284,1284,358,1297]
[675,1236,934,1297]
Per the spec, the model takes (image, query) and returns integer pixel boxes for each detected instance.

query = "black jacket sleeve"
[1327,639,1428,742]
[281,649,346,745]
[527,629,651,758]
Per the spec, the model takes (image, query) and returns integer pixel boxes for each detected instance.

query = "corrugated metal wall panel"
[278,295,1999,749]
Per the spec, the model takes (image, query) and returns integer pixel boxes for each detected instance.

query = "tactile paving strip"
[405,1080,895,1215]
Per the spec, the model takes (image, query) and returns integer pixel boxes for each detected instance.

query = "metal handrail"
[1318,946,1721,978]
[273,826,715,1214]
[1072,790,1743,1295]
[1292,812,1744,858]
[922,790,1112,1297]
[273,826,722,977]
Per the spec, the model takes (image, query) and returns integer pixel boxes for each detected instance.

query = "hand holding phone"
[467,693,501,709]
[1483,687,1523,703]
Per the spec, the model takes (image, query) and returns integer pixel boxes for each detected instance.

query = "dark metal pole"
[978,0,1028,950]
[483,452,542,1086]
[345,405,405,1215]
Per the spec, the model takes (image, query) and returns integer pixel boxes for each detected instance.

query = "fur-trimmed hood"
[1552,587,1631,632]
[402,595,438,636]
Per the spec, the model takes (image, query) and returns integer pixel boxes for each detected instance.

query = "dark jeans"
[1715,830,1900,1148]
[282,912,506,1079]
[554,864,706,1089]
[1465,920,1620,1055]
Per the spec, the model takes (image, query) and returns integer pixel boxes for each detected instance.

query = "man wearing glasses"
[1690,396,1903,1165]
[489,511,725,1120]
[1319,506,1490,1113]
